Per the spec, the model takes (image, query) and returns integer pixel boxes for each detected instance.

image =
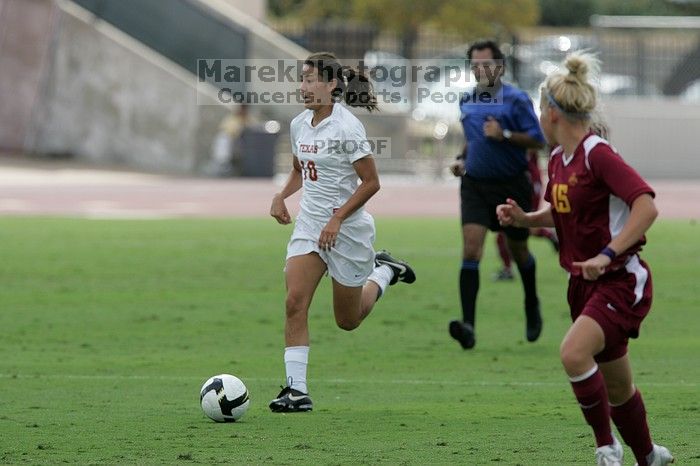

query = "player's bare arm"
[573,194,658,281]
[270,156,303,225]
[318,156,380,251]
[607,194,658,254]
[497,198,554,228]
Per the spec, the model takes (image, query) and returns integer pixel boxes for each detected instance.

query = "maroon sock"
[570,368,614,447]
[496,233,511,269]
[610,389,654,466]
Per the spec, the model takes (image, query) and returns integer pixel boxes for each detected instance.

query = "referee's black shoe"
[449,320,476,349]
[375,250,416,285]
[525,301,543,342]
[269,386,313,413]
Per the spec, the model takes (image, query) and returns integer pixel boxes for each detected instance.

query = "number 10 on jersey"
[301,160,318,181]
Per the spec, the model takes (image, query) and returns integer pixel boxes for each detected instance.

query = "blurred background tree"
[538,0,596,26]
[270,0,693,32]
[538,0,686,26]
[268,0,540,57]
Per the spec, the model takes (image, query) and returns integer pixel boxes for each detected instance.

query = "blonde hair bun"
[566,55,587,80]
[542,52,600,117]
[564,52,600,84]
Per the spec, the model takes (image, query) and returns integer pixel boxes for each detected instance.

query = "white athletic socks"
[368,264,393,298]
[284,346,309,394]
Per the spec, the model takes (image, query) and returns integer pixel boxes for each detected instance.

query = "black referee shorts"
[460,172,532,241]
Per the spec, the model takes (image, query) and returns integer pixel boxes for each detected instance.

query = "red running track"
[0,160,698,220]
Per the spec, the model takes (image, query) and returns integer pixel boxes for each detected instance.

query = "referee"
[449,40,545,349]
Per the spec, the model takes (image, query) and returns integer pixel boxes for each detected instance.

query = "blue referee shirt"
[459,83,544,179]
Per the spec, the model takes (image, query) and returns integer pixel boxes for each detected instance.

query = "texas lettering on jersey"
[299,144,318,154]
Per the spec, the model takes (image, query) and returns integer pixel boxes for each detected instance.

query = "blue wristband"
[600,247,617,260]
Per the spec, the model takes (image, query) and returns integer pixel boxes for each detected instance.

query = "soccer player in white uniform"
[268,52,416,412]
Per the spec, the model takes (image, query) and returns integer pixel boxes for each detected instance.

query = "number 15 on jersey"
[551,183,571,213]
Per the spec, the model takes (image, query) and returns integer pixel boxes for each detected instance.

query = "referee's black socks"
[517,254,539,311]
[459,260,480,326]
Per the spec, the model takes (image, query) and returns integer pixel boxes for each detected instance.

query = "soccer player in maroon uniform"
[497,53,674,466]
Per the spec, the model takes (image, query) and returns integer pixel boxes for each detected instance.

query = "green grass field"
[0,217,698,465]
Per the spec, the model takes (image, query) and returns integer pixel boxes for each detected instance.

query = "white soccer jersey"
[290,104,372,222]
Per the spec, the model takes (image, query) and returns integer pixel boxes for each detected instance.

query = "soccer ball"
[199,374,250,422]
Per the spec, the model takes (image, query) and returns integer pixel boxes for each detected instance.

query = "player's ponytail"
[343,67,378,112]
[541,52,600,120]
[303,52,378,112]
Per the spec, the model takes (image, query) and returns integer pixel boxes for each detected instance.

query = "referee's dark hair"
[467,39,505,61]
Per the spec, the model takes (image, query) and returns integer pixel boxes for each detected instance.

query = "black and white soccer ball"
[199,374,250,422]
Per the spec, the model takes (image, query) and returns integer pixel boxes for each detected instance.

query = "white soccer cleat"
[595,436,623,466]
[635,444,675,466]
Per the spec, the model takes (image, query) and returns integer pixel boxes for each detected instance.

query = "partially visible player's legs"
[331,251,416,330]
[331,280,369,330]
[284,254,326,347]
[270,253,326,413]
[530,187,559,252]
[506,236,542,342]
[560,316,622,464]
[450,223,487,349]
[494,232,514,281]
[601,355,674,466]
[531,227,559,251]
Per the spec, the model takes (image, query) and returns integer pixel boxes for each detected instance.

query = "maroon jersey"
[544,133,655,276]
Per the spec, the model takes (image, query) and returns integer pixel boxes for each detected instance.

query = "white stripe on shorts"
[625,254,648,306]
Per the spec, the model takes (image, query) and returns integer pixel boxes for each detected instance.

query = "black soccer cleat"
[525,300,543,342]
[269,386,313,413]
[374,250,416,285]
[449,320,476,349]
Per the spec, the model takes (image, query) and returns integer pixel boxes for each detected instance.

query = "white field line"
[0,373,695,387]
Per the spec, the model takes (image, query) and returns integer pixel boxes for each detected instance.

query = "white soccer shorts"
[285,212,376,287]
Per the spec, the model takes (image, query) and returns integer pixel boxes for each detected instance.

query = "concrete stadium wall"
[197,0,308,122]
[1,0,315,174]
[0,0,56,152]
[26,1,228,173]
[221,0,266,23]
[603,97,700,179]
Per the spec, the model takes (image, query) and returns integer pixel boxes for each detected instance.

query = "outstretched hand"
[497,198,526,228]
[270,194,291,225]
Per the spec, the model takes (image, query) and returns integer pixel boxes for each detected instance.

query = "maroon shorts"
[567,255,653,363]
